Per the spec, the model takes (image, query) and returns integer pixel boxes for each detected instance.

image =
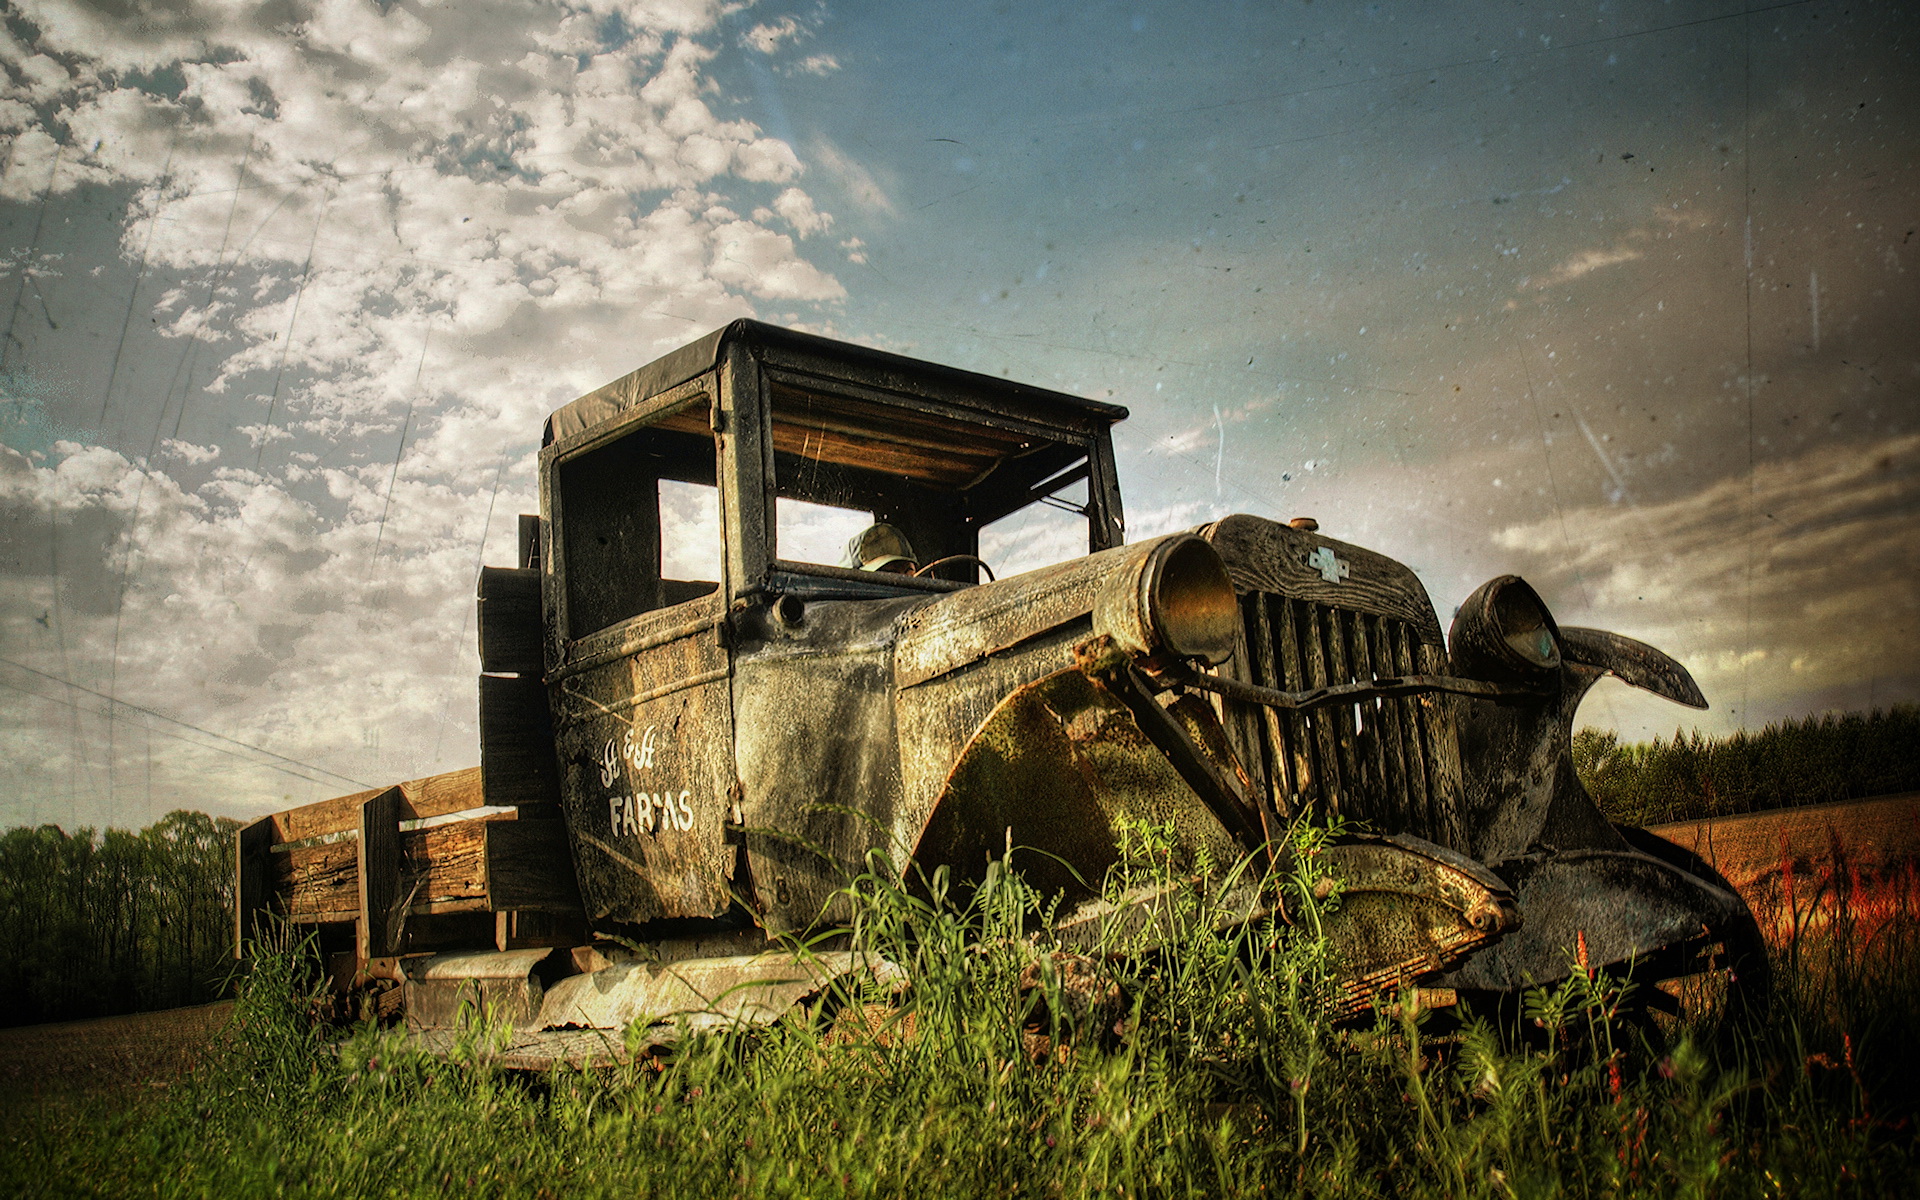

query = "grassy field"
[4,824,1917,1199]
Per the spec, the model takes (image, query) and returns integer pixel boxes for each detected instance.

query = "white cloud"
[808,137,898,217]
[744,17,803,54]
[159,439,220,464]
[709,220,845,299]
[772,186,833,237]
[1492,432,1920,729]
[1528,245,1642,290]
[0,0,850,825]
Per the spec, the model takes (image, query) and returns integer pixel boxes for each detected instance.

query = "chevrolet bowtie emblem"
[1307,547,1350,583]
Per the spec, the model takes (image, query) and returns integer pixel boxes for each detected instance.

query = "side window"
[558,400,719,638]
[776,497,874,566]
[978,470,1091,578]
[660,479,722,582]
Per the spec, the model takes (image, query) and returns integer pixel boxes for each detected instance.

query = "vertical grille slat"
[1231,590,1453,844]
[1341,611,1380,822]
[1365,615,1412,828]
[1321,607,1362,817]
[1388,620,1436,834]
[1241,593,1288,804]
[1298,602,1345,817]
[1274,596,1314,812]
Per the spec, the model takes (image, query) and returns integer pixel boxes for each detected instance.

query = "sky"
[0,0,1914,832]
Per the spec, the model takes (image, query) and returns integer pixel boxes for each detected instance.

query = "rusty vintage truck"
[236,320,1755,1061]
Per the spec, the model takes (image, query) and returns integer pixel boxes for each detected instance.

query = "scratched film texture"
[0,0,1914,829]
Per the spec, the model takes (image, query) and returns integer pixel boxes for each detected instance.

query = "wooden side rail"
[235,766,582,960]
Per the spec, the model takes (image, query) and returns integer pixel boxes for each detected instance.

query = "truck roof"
[544,319,1131,446]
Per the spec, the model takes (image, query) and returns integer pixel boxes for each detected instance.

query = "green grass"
[6,824,1918,1199]
[1576,705,1920,827]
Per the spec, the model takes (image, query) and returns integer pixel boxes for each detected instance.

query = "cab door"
[540,382,739,926]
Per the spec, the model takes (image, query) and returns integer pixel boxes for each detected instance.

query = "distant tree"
[0,811,240,1027]
[1576,705,1920,826]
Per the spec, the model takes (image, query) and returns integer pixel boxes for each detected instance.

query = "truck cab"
[484,321,1135,932]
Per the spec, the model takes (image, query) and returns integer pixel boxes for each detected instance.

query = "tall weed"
[5,820,1917,1197]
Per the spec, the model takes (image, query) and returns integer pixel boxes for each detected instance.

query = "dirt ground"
[0,1000,233,1108]
[1648,792,1920,945]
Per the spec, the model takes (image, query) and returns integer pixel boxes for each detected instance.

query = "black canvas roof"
[544,319,1129,446]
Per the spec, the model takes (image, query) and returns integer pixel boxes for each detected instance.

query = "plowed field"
[0,1000,232,1106]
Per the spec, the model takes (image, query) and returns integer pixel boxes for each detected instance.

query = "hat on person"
[842,523,918,573]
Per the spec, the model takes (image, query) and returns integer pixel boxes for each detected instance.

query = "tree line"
[1575,704,1920,827]
[0,810,239,1027]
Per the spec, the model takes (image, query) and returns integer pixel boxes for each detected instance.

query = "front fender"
[906,666,1245,900]
[1560,626,1707,709]
[1455,625,1705,866]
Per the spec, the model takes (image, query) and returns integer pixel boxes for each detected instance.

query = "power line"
[0,656,374,790]
[1,141,63,370]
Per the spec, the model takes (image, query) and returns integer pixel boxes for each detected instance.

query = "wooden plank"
[274,814,512,924]
[234,817,274,958]
[358,787,403,960]
[485,820,586,914]
[407,767,487,819]
[411,819,493,907]
[271,766,485,845]
[478,566,544,675]
[277,839,360,923]
[480,674,561,806]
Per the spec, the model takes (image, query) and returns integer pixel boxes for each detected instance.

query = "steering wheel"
[913,554,996,583]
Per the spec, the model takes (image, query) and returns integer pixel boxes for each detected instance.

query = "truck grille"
[1232,593,1464,849]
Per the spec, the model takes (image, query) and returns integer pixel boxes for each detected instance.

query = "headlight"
[1449,574,1562,683]
[1094,533,1239,665]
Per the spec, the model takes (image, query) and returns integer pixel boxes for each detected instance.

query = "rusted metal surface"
[400,937,884,1047]
[1449,623,1700,867]
[538,949,870,1032]
[404,948,559,1030]
[1074,636,1267,853]
[549,591,740,926]
[1200,514,1467,850]
[1434,848,1746,991]
[1312,834,1519,1017]
[731,593,924,934]
[1438,590,1744,984]
[911,665,1244,903]
[893,546,1115,689]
